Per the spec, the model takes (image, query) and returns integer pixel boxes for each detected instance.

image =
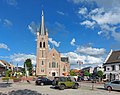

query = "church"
[36,10,70,77]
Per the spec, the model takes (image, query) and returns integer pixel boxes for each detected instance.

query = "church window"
[41,69,44,72]
[52,62,56,68]
[43,42,45,48]
[63,65,66,71]
[40,42,42,48]
[57,63,58,68]
[42,61,44,65]
[49,62,51,68]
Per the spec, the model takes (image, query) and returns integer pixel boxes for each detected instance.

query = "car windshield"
[111,81,120,84]
[37,77,44,80]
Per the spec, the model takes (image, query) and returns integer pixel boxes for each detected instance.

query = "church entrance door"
[52,72,55,76]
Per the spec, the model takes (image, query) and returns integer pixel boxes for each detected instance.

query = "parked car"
[35,77,53,86]
[52,76,79,90]
[104,80,120,91]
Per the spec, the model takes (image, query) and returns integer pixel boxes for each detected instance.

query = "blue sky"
[0,0,120,69]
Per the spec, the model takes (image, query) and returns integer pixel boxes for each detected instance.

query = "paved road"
[0,80,120,95]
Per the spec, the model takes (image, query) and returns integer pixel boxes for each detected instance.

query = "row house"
[103,50,120,81]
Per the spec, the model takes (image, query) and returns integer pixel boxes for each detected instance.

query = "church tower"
[36,10,48,76]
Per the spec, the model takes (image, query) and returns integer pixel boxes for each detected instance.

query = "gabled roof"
[0,63,5,67]
[104,50,120,64]
[49,48,59,55]
[82,66,92,70]
[0,60,10,66]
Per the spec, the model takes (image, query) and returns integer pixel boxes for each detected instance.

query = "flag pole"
[77,60,83,70]
[17,63,18,72]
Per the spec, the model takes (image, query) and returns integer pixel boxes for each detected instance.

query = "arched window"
[41,69,44,72]
[57,63,58,68]
[63,65,66,71]
[52,62,56,68]
[40,42,42,48]
[42,61,44,65]
[43,42,45,48]
[49,62,51,68]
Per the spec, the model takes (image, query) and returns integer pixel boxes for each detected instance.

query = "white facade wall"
[104,63,120,81]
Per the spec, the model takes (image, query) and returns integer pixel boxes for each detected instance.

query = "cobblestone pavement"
[0,79,120,95]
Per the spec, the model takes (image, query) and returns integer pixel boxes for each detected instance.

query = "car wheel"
[40,82,44,86]
[107,86,112,91]
[73,84,78,89]
[59,84,65,90]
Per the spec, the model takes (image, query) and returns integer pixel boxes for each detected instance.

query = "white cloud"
[57,11,65,15]
[91,0,120,11]
[0,43,10,51]
[86,56,104,64]
[48,44,51,50]
[112,31,120,42]
[78,7,88,15]
[6,0,17,6]
[81,20,96,28]
[48,38,60,47]
[62,51,105,69]
[3,19,13,27]
[47,22,70,37]
[90,9,120,41]
[0,56,9,59]
[98,31,104,35]
[69,0,120,9]
[91,10,120,25]
[90,8,104,15]
[10,53,36,66]
[68,0,83,4]
[70,38,76,46]
[28,21,37,35]
[76,46,106,57]
[76,1,120,42]
[61,45,106,68]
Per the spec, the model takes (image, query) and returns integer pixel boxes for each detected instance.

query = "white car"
[104,80,120,91]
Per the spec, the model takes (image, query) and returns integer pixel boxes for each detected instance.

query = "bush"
[2,77,10,83]
[2,77,10,81]
[5,70,10,77]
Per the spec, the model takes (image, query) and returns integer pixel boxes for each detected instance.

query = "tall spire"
[40,10,46,35]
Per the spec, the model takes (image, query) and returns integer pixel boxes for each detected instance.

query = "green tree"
[70,70,76,76]
[97,70,103,78]
[5,70,10,77]
[97,70,103,82]
[84,71,90,76]
[24,59,33,76]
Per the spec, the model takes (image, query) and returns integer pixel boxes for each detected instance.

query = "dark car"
[35,77,53,86]
[52,76,79,90]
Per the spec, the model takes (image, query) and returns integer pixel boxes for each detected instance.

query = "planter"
[13,78,21,82]
[2,77,10,83]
